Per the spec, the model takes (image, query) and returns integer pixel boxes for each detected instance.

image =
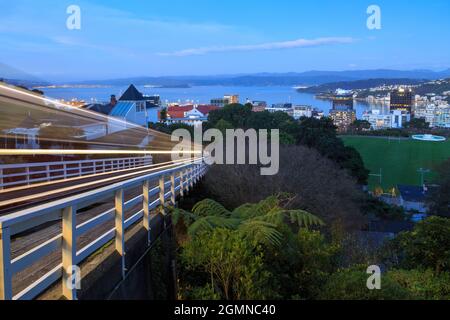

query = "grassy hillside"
[342,136,450,190]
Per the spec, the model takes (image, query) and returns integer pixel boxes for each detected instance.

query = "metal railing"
[0,156,153,190]
[0,158,206,300]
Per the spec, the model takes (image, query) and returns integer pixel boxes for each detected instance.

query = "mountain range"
[73,69,450,87]
[2,64,450,88]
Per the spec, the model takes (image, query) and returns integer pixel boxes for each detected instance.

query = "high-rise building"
[330,110,356,132]
[332,89,354,111]
[329,89,355,132]
[390,88,414,113]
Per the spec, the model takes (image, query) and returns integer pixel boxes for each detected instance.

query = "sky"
[0,0,449,81]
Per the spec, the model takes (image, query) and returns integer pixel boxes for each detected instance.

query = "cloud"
[158,37,356,56]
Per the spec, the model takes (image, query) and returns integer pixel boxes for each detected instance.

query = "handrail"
[0,156,153,190]
[0,158,206,300]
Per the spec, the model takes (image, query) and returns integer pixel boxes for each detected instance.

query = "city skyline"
[1,0,450,81]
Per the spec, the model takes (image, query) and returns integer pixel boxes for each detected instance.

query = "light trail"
[0,157,196,194]
[0,149,202,156]
[0,157,204,208]
[0,83,149,133]
[0,132,176,150]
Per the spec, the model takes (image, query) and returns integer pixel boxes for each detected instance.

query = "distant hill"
[3,67,450,88]
[0,63,50,87]
[297,78,426,94]
[72,69,450,87]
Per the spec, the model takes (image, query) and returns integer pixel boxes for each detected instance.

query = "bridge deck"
[10,184,161,296]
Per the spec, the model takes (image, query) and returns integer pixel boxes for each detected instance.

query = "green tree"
[208,103,252,128]
[427,158,450,217]
[159,107,168,122]
[181,228,272,300]
[318,267,412,300]
[388,269,450,300]
[405,118,430,129]
[384,216,450,273]
[350,120,371,133]
[214,119,234,134]
[174,195,326,300]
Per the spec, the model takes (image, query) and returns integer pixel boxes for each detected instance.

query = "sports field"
[341,136,450,190]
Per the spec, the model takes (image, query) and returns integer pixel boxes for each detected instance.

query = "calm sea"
[41,85,386,118]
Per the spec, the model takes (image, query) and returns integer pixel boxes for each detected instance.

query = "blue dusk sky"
[0,0,449,81]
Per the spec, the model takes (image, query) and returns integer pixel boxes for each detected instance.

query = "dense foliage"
[174,196,450,300]
[427,158,450,217]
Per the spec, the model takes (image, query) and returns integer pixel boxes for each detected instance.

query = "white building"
[292,105,313,120]
[363,109,411,129]
[415,104,450,128]
[109,85,160,128]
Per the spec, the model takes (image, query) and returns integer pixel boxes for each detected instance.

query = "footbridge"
[0,157,207,300]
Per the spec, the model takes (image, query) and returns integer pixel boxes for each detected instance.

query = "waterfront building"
[292,105,313,120]
[109,84,160,127]
[330,89,355,131]
[210,94,239,107]
[164,104,219,127]
[250,100,267,112]
[414,104,450,128]
[390,88,414,113]
[266,103,294,117]
[332,89,354,111]
[362,109,410,129]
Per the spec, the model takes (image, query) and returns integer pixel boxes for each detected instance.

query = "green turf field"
[341,136,450,191]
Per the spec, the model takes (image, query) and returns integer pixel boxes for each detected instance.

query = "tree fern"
[171,208,198,227]
[253,209,324,228]
[188,216,240,237]
[192,199,231,217]
[238,220,283,248]
[231,203,256,219]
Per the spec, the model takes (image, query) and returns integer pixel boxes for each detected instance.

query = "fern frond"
[188,216,240,237]
[287,210,325,228]
[231,204,255,219]
[238,220,283,248]
[192,199,231,217]
[171,208,198,226]
[252,209,324,228]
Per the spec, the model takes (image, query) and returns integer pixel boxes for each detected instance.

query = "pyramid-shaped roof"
[119,84,144,101]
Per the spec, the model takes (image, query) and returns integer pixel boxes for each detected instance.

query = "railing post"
[26,166,30,185]
[46,165,50,182]
[115,189,126,279]
[0,168,3,190]
[0,226,12,300]
[170,173,176,206]
[143,180,151,246]
[63,164,67,179]
[179,170,184,198]
[62,205,77,300]
[159,175,166,216]
[190,167,194,189]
